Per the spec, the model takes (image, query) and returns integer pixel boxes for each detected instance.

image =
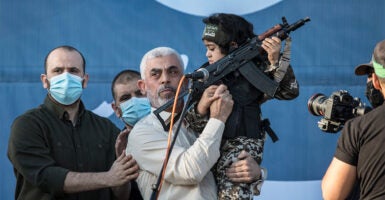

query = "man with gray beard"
[126,47,260,199]
[126,46,233,200]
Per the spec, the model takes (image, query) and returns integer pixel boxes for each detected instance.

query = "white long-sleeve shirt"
[126,110,225,200]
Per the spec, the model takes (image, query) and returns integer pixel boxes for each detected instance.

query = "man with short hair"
[111,69,151,200]
[126,46,237,199]
[8,45,139,200]
[111,69,150,129]
[322,39,385,199]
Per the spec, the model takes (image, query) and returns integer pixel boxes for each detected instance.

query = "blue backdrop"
[1,0,385,199]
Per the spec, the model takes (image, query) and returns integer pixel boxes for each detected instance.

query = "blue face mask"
[48,72,83,105]
[120,97,151,126]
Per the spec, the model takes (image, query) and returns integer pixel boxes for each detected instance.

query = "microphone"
[185,68,209,82]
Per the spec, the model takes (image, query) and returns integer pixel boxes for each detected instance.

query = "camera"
[307,90,371,133]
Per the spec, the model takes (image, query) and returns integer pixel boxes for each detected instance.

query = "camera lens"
[307,93,328,116]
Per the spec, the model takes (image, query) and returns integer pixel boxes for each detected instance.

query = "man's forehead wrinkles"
[150,67,162,71]
[51,66,78,69]
[49,66,77,71]
[149,65,179,70]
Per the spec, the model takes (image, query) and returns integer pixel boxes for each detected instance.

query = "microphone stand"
[150,79,194,200]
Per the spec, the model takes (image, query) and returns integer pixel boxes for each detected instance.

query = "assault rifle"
[154,16,310,131]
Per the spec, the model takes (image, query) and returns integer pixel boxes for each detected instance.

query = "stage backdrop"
[1,0,384,199]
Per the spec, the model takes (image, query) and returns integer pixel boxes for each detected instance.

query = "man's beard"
[147,85,177,108]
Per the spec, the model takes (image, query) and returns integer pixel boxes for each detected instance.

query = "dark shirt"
[8,96,120,200]
[335,104,385,199]
[121,127,143,200]
[129,181,143,200]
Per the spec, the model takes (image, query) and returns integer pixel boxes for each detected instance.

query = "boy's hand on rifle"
[262,36,282,65]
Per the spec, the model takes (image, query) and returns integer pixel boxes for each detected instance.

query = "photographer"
[322,39,385,199]
[343,56,385,200]
[307,57,384,200]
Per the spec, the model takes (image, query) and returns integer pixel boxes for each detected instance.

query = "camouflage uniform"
[214,136,266,200]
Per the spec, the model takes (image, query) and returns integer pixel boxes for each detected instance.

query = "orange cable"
[156,75,186,199]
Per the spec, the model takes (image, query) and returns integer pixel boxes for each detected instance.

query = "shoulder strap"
[238,61,278,98]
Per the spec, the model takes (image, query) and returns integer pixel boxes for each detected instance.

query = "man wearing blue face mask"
[8,45,139,200]
[111,70,151,155]
[111,70,151,128]
[111,69,152,200]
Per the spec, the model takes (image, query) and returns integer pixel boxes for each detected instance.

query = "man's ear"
[111,102,121,118]
[40,74,48,89]
[82,74,89,89]
[138,79,146,95]
[372,73,382,91]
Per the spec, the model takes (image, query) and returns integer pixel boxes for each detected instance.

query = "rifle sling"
[238,61,279,97]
